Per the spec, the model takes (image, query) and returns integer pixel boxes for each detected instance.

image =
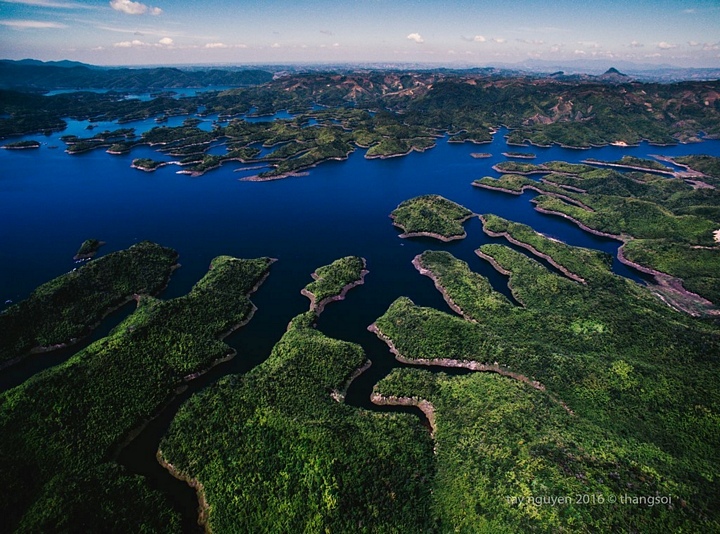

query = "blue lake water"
[2,116,720,528]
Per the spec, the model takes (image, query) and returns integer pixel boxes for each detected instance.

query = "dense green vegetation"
[477,160,720,305]
[303,256,366,311]
[372,227,720,531]
[2,139,39,149]
[673,155,720,187]
[391,194,474,240]
[160,301,435,531]
[131,157,167,171]
[504,151,537,159]
[583,155,674,172]
[4,69,720,167]
[481,214,612,282]
[73,238,104,260]
[622,239,720,304]
[0,241,177,368]
[62,128,136,154]
[0,254,273,531]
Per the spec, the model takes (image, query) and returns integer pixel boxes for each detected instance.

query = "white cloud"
[703,42,719,51]
[644,53,662,58]
[114,36,175,47]
[406,32,424,44]
[473,35,486,42]
[1,0,94,8]
[629,40,643,48]
[517,38,544,45]
[492,37,506,44]
[271,42,280,48]
[205,42,228,49]
[688,41,700,47]
[332,42,340,47]
[657,41,677,50]
[683,8,696,14]
[574,49,586,55]
[114,39,144,47]
[109,0,161,16]
[0,19,66,28]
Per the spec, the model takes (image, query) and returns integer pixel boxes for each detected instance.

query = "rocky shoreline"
[367,322,573,415]
[301,262,369,315]
[411,254,477,321]
[479,216,586,284]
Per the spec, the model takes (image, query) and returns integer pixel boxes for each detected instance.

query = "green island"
[73,238,105,260]
[2,139,40,149]
[0,254,274,531]
[159,264,434,532]
[131,157,171,172]
[370,217,720,532]
[0,241,178,369]
[390,194,475,241]
[582,155,675,174]
[493,160,550,174]
[4,69,720,180]
[301,256,368,314]
[475,160,720,313]
[503,151,537,159]
[470,152,492,158]
[62,128,136,154]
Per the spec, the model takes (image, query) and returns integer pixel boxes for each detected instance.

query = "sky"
[0,0,719,67]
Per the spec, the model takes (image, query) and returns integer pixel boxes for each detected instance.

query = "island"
[159,265,433,533]
[390,194,475,241]
[131,157,172,172]
[475,159,720,314]
[0,254,274,531]
[73,238,105,261]
[0,241,178,369]
[301,256,368,315]
[2,140,40,150]
[369,227,720,532]
[502,151,536,159]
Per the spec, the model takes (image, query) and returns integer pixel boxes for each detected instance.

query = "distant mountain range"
[1,59,717,93]
[0,60,273,91]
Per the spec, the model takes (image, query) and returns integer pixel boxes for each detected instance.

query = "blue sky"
[0,0,719,67]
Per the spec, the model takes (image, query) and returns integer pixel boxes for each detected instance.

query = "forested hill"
[0,60,273,91]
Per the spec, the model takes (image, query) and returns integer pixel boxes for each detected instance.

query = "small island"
[301,256,368,315]
[2,140,41,150]
[390,194,475,241]
[131,158,171,172]
[73,238,105,261]
[470,152,492,158]
[502,151,537,159]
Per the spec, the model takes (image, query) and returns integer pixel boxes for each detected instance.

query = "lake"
[2,114,719,529]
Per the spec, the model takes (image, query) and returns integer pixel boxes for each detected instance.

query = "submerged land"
[1,61,720,532]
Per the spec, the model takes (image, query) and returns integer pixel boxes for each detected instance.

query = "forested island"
[3,64,720,178]
[2,62,720,533]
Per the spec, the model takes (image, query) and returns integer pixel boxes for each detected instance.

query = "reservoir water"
[2,115,719,530]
